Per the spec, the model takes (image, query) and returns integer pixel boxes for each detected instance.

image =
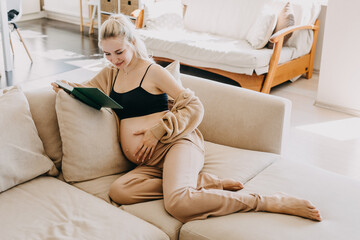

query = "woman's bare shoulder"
[148,63,174,79]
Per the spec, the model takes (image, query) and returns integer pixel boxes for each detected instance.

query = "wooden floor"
[1,18,359,181]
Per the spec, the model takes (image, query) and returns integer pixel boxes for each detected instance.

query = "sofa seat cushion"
[202,141,279,183]
[121,200,183,240]
[138,28,294,75]
[180,160,360,240]
[0,176,169,240]
[71,175,182,240]
[72,174,123,204]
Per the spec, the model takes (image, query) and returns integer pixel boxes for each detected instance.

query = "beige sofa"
[1,74,360,240]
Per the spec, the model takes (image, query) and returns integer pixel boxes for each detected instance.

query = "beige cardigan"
[72,67,205,151]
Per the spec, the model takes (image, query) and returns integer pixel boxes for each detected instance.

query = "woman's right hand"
[51,80,67,93]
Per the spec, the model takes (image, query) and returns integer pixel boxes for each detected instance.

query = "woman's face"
[101,37,134,69]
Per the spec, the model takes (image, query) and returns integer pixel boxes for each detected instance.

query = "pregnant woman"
[52,14,321,223]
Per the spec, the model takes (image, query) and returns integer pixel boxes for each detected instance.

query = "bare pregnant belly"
[120,111,167,163]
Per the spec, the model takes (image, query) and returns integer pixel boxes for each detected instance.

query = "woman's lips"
[115,62,123,67]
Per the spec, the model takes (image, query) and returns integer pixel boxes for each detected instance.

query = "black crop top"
[109,64,169,120]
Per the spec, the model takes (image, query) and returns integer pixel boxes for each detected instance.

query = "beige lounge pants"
[110,139,263,223]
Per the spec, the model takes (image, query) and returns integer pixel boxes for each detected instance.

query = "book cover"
[55,80,123,110]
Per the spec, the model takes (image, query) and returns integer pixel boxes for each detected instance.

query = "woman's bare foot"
[222,179,244,191]
[260,193,322,221]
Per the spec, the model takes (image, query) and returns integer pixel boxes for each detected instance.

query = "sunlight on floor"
[66,59,105,71]
[297,117,360,141]
[34,49,85,60]
[20,30,47,39]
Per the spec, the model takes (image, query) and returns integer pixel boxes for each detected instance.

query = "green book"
[55,80,123,110]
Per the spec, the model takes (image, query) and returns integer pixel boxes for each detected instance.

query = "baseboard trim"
[44,10,82,26]
[19,11,47,22]
[314,101,360,117]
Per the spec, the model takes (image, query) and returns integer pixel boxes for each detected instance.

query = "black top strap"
[139,64,153,87]
[111,69,120,90]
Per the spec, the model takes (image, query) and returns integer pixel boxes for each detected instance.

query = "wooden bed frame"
[132,9,320,94]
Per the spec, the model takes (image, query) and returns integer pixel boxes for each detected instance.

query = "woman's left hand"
[133,128,159,163]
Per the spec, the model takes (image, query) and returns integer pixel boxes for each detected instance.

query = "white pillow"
[246,8,277,49]
[56,91,134,182]
[144,0,184,30]
[0,87,58,193]
[165,60,181,86]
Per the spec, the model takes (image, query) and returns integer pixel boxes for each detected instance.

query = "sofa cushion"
[202,141,279,183]
[283,1,321,58]
[246,6,277,49]
[143,0,183,30]
[0,176,169,240]
[180,160,360,240]
[184,0,266,40]
[267,2,295,49]
[55,90,133,182]
[25,86,63,170]
[0,87,58,193]
[121,200,183,240]
[72,174,122,204]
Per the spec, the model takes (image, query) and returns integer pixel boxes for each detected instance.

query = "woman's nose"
[110,55,117,63]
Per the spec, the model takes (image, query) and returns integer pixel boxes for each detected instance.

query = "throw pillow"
[0,86,58,193]
[25,88,63,170]
[246,8,277,49]
[56,91,133,182]
[267,2,295,49]
[144,0,184,30]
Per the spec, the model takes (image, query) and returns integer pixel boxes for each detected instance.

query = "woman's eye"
[104,53,110,56]
[116,51,123,55]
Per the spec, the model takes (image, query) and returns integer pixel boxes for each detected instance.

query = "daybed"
[1,72,360,239]
[132,0,321,93]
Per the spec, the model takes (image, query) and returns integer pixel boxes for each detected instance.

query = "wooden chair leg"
[89,5,96,35]
[15,28,33,63]
[9,33,14,55]
[80,0,84,32]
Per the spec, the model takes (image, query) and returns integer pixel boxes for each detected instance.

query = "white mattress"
[138,28,297,75]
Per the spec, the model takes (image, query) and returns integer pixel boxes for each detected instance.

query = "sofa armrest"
[261,19,320,93]
[130,9,144,29]
[269,21,320,44]
[180,74,291,155]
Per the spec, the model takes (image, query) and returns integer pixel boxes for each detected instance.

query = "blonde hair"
[99,14,153,62]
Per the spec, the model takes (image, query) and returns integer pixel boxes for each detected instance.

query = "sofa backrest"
[22,73,291,164]
[180,74,291,155]
[183,0,321,43]
[183,0,263,39]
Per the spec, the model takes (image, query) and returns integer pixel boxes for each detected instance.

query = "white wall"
[22,0,41,15]
[43,0,91,24]
[315,0,360,116]
[43,0,82,17]
[313,4,326,71]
